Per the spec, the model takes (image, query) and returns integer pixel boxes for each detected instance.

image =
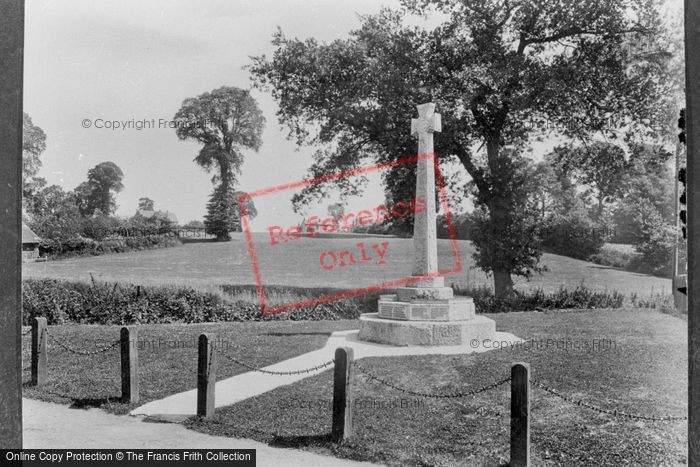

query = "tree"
[628,198,675,276]
[250,0,671,296]
[138,197,155,211]
[76,162,124,216]
[234,191,258,229]
[183,219,205,229]
[204,185,236,239]
[202,187,259,238]
[173,86,265,240]
[327,203,345,223]
[72,181,93,217]
[469,150,546,279]
[612,143,674,243]
[27,184,82,245]
[548,142,629,220]
[22,113,47,212]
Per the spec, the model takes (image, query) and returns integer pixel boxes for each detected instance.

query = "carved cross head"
[411,103,441,137]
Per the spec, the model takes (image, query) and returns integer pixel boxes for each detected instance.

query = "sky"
[24,0,683,231]
[24,0,411,231]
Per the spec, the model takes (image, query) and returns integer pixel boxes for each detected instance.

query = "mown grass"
[21,320,360,415]
[23,233,671,296]
[21,309,686,465]
[183,309,687,467]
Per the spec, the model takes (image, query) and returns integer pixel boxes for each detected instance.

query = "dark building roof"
[22,223,42,244]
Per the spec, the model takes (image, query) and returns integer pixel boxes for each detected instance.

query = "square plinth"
[377,296,474,321]
[395,286,454,301]
[358,313,496,346]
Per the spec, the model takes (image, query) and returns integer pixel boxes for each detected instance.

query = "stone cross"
[410,103,443,288]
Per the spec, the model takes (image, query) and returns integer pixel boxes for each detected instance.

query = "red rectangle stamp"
[240,152,461,315]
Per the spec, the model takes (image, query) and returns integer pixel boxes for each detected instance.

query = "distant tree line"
[22,114,181,257]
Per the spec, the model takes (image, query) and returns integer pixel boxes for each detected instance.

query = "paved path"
[132,329,522,416]
[23,398,378,467]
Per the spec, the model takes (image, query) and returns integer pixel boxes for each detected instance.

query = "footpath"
[22,398,377,466]
[131,329,522,416]
[24,329,521,466]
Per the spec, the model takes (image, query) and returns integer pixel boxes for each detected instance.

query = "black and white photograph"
[0,0,698,465]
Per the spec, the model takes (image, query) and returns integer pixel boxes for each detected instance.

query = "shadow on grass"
[266,432,331,448]
[180,238,217,244]
[69,396,123,409]
[263,331,333,337]
[23,381,123,410]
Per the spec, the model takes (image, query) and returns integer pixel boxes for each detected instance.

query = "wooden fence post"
[331,347,354,442]
[197,333,217,418]
[510,362,530,467]
[120,326,139,403]
[31,317,47,386]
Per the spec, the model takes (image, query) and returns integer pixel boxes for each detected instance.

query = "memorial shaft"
[411,103,442,287]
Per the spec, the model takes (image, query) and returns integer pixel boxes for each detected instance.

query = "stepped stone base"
[395,286,454,301]
[377,294,474,321]
[358,313,496,346]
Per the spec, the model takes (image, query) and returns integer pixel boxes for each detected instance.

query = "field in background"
[23,232,671,297]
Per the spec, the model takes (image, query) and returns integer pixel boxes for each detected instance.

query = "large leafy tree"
[138,197,155,211]
[250,0,671,296]
[174,86,265,241]
[74,162,124,216]
[613,143,674,243]
[27,184,82,245]
[22,113,47,213]
[548,142,630,220]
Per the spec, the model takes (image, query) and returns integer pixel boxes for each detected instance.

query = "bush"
[452,283,624,313]
[22,279,627,326]
[541,213,606,260]
[630,222,675,277]
[39,235,181,259]
[437,212,471,240]
[22,280,369,325]
[81,214,121,241]
[588,245,635,269]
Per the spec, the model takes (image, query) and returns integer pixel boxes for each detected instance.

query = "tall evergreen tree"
[174,87,265,241]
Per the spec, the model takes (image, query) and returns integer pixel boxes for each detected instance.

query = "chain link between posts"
[532,379,687,422]
[352,362,511,399]
[32,326,689,423]
[21,327,32,336]
[217,349,336,376]
[45,329,120,356]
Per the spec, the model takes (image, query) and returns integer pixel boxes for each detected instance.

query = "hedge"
[21,279,366,325]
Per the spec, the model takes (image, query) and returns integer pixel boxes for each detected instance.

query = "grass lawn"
[23,308,686,465]
[21,320,359,415]
[24,232,671,297]
[179,309,687,467]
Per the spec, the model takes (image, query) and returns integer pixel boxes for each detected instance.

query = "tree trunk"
[493,269,514,298]
[486,135,515,298]
[216,231,231,242]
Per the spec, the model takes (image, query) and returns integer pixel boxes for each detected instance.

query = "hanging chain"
[353,362,510,399]
[218,350,335,376]
[45,329,120,355]
[532,379,687,422]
